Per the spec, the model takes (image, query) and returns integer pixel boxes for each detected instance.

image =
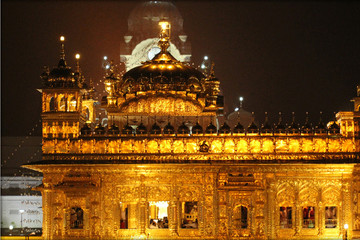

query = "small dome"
[136,122,148,135]
[94,123,106,135]
[219,122,231,134]
[315,112,327,134]
[288,113,300,134]
[177,122,189,134]
[205,122,217,134]
[302,113,313,134]
[108,124,120,135]
[150,122,162,134]
[328,121,340,134]
[233,122,245,134]
[274,113,286,134]
[43,39,81,89]
[247,121,258,134]
[261,113,273,134]
[163,122,175,134]
[122,124,133,135]
[192,122,203,134]
[80,123,92,136]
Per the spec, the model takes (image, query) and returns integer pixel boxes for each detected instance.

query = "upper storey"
[105,21,223,116]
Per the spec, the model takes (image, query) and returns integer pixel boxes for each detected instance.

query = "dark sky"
[2,0,360,136]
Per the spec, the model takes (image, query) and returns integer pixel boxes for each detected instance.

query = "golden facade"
[25,22,360,240]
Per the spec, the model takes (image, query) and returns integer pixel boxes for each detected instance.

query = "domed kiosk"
[120,1,191,71]
[107,21,222,131]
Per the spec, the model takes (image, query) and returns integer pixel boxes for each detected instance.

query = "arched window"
[69,97,77,112]
[70,207,83,229]
[302,206,315,228]
[59,97,66,111]
[120,203,128,229]
[49,97,55,111]
[280,207,292,228]
[82,107,90,121]
[325,206,337,228]
[181,202,198,229]
[233,205,248,229]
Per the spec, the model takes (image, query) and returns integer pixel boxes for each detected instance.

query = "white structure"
[120,1,191,71]
[1,136,43,235]
[1,177,42,230]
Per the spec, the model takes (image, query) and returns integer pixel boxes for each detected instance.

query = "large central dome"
[121,51,204,94]
[105,20,222,118]
[119,20,204,94]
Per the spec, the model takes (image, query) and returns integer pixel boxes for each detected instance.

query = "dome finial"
[75,53,80,73]
[158,20,171,53]
[60,36,65,60]
[239,96,244,109]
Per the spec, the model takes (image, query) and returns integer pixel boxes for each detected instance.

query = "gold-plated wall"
[31,164,359,240]
[42,136,358,156]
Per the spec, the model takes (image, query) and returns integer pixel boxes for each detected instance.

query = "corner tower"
[40,36,94,139]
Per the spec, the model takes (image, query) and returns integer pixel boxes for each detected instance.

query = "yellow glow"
[60,36,65,42]
[159,21,169,30]
[211,140,222,153]
[75,53,80,59]
[224,140,235,153]
[262,140,274,153]
[147,140,158,153]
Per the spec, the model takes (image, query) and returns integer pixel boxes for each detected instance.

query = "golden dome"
[120,21,204,95]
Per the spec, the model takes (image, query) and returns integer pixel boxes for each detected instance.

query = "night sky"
[2,1,360,136]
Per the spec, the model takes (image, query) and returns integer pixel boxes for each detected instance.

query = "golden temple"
[25,16,360,240]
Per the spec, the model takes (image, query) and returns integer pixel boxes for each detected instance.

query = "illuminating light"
[204,56,208,60]
[344,224,349,229]
[105,65,110,69]
[201,64,206,69]
[60,36,65,42]
[159,21,169,30]
[9,225,13,230]
[19,209,25,214]
[75,54,80,59]
[235,107,239,111]
[103,56,108,60]
[239,96,244,102]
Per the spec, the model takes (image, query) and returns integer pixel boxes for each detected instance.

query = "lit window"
[149,201,168,229]
[70,207,83,229]
[280,207,292,228]
[181,202,198,229]
[120,203,128,229]
[325,206,337,228]
[302,206,315,228]
[234,205,248,229]
[59,97,66,111]
[49,97,55,111]
[69,97,77,111]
